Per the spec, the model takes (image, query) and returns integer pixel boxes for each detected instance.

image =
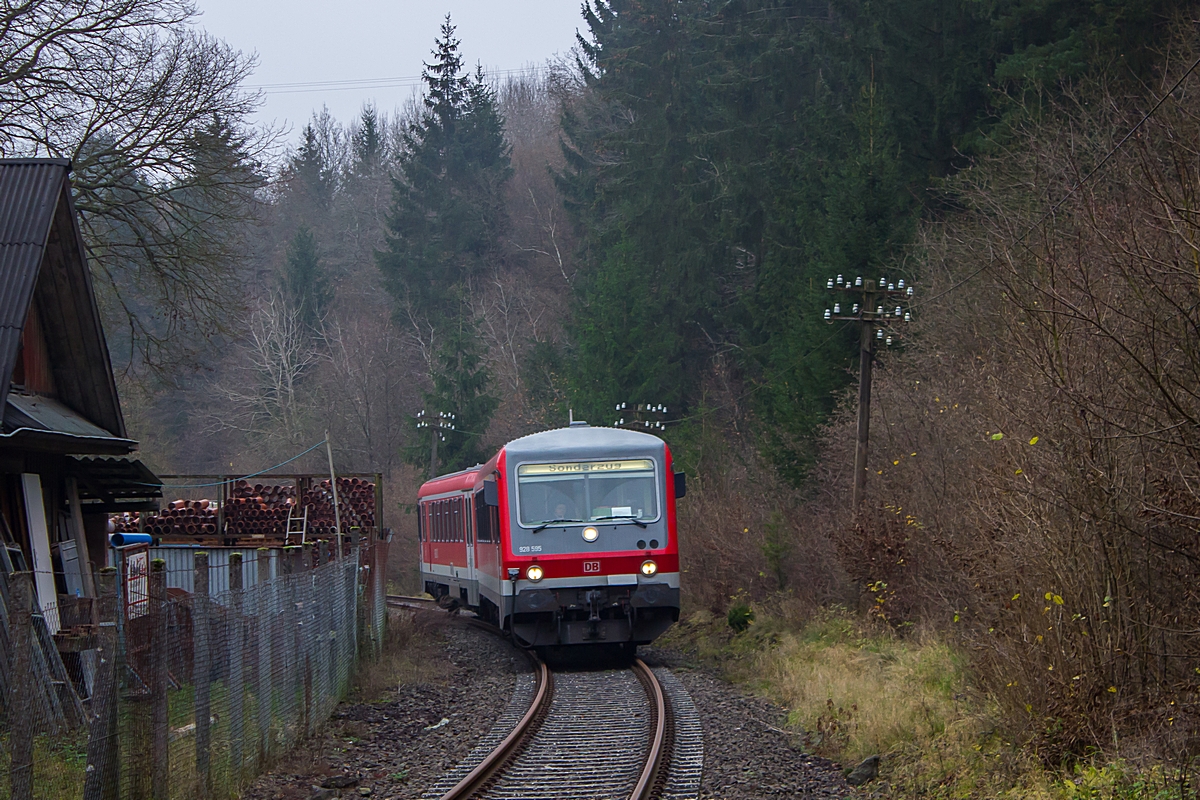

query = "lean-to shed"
[0,158,161,635]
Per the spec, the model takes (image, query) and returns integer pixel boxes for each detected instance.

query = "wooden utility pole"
[854,305,875,508]
[824,275,913,509]
[416,410,456,480]
[325,431,342,557]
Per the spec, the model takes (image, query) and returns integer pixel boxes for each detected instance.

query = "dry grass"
[665,605,1200,798]
[760,611,967,763]
[351,609,447,701]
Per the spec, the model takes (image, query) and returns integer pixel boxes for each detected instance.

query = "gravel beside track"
[239,612,528,800]
[641,647,858,800]
[240,615,857,800]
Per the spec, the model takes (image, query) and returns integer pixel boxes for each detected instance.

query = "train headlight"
[526,564,544,582]
[640,559,658,577]
[582,526,599,542]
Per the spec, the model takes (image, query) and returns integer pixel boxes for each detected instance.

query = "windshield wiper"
[532,518,583,534]
[590,514,648,528]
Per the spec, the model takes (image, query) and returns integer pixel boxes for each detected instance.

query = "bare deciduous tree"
[209,296,317,452]
[0,0,271,373]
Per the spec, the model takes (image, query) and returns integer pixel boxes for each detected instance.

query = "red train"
[418,422,684,650]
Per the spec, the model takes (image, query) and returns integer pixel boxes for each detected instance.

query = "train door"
[462,495,478,606]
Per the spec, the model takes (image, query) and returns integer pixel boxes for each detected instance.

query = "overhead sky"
[192,1,585,136]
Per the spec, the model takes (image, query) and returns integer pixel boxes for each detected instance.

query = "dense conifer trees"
[377,16,508,473]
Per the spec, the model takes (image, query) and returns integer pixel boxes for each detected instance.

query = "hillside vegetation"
[19,0,1200,793]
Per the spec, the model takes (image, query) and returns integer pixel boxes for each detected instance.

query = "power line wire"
[137,439,329,488]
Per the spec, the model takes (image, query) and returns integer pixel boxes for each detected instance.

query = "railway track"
[387,594,683,800]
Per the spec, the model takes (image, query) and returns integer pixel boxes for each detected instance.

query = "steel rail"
[385,594,438,611]
[630,658,669,800]
[386,594,670,799]
[437,657,553,800]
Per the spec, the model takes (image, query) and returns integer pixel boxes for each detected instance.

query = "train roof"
[417,424,669,498]
[503,422,666,462]
[416,466,480,498]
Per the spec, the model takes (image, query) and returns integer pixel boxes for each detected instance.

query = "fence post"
[301,548,314,736]
[256,549,272,765]
[229,552,245,780]
[194,551,211,798]
[281,546,299,748]
[84,567,119,800]
[150,559,168,800]
[10,572,33,800]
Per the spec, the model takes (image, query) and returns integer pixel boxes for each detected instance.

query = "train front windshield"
[516,459,659,526]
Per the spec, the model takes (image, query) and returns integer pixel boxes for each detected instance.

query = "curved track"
[387,595,672,800]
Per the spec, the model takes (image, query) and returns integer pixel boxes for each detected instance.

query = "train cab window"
[516,459,660,526]
[417,505,424,541]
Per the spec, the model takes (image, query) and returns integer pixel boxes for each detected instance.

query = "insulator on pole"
[827,278,834,289]
[855,276,862,287]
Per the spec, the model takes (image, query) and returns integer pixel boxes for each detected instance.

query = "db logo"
[583,561,601,573]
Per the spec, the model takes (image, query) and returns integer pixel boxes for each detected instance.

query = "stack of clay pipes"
[223,480,296,537]
[297,477,376,537]
[138,499,219,536]
[109,512,141,533]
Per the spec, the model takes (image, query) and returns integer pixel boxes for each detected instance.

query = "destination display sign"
[518,459,654,476]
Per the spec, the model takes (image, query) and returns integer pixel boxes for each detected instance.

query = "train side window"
[473,492,490,542]
[434,501,441,542]
[417,504,424,542]
[463,497,473,544]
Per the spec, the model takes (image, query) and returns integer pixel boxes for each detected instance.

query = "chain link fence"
[0,535,389,799]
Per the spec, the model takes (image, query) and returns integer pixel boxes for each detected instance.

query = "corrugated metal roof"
[0,391,136,455]
[6,392,116,438]
[0,160,69,415]
[0,159,127,441]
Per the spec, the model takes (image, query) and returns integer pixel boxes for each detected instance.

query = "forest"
[7,0,1200,793]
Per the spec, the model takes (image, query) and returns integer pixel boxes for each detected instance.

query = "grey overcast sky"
[192,1,585,135]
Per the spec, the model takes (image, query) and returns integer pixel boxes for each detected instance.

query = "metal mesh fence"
[0,537,389,799]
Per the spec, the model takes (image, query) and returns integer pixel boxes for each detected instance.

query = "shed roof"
[0,159,125,444]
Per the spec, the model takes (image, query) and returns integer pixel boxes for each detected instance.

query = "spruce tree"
[407,307,499,473]
[352,104,383,175]
[376,14,512,325]
[281,226,332,332]
[379,15,509,470]
[290,123,333,209]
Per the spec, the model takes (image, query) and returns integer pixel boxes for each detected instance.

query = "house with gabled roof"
[0,158,160,638]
